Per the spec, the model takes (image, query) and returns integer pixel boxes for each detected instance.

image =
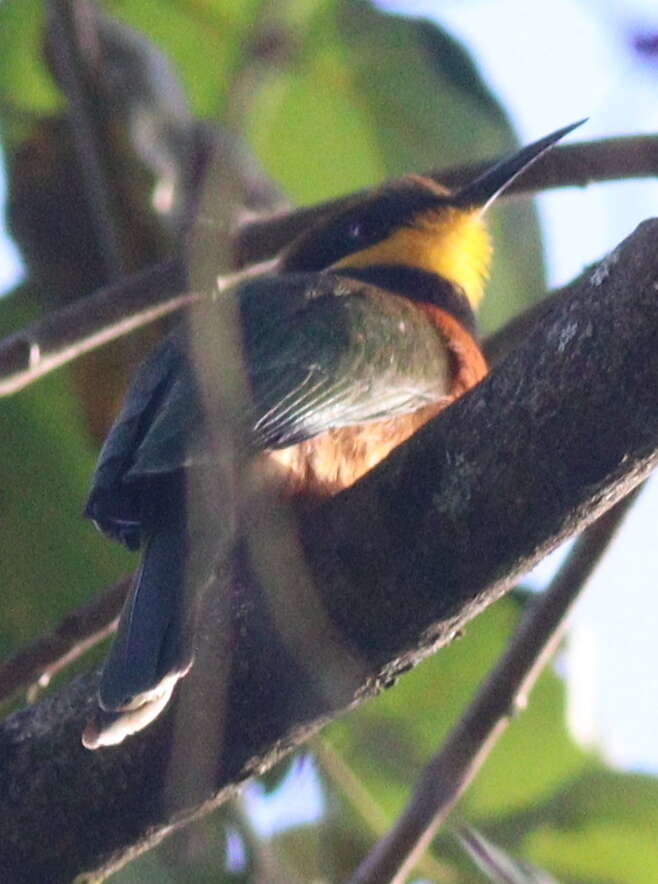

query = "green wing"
[87,271,451,538]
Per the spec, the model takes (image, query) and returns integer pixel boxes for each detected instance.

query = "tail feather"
[98,507,193,714]
[84,476,226,749]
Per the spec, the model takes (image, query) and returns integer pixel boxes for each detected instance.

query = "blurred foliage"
[0,286,132,662]
[0,0,656,882]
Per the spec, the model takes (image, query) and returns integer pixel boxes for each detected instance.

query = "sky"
[377,0,658,773]
[0,146,21,292]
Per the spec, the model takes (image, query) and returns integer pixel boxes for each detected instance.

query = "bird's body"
[265,291,486,496]
[83,122,582,748]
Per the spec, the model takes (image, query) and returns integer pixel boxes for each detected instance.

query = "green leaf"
[526,821,658,884]
[106,0,269,118]
[512,769,658,883]
[0,0,60,123]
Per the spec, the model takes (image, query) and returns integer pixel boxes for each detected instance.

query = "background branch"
[46,0,127,280]
[0,259,191,395]
[350,488,640,884]
[0,221,657,880]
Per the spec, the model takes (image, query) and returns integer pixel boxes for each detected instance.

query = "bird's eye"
[347,217,379,243]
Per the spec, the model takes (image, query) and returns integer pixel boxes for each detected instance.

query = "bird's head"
[280,121,585,311]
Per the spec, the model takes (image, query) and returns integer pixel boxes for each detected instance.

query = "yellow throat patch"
[332,207,492,310]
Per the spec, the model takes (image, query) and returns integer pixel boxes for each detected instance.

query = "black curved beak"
[454,119,587,211]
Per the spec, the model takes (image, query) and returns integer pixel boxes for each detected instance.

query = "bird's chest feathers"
[266,402,447,497]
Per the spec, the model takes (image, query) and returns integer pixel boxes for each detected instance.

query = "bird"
[82,120,583,749]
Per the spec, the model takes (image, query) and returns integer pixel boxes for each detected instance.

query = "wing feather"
[87,270,453,537]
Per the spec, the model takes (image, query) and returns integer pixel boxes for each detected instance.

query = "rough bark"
[1,221,658,882]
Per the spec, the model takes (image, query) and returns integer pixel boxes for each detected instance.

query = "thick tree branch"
[1,135,655,397]
[0,220,657,881]
[350,489,639,884]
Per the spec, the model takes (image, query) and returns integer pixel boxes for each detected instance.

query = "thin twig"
[0,577,129,706]
[233,134,658,265]
[313,739,452,883]
[0,258,193,395]
[47,0,126,280]
[349,488,641,884]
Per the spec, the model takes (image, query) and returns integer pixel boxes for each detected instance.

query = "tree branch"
[349,488,639,884]
[1,221,657,881]
[483,284,571,366]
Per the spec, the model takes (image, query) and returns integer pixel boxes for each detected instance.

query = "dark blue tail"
[99,506,194,713]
